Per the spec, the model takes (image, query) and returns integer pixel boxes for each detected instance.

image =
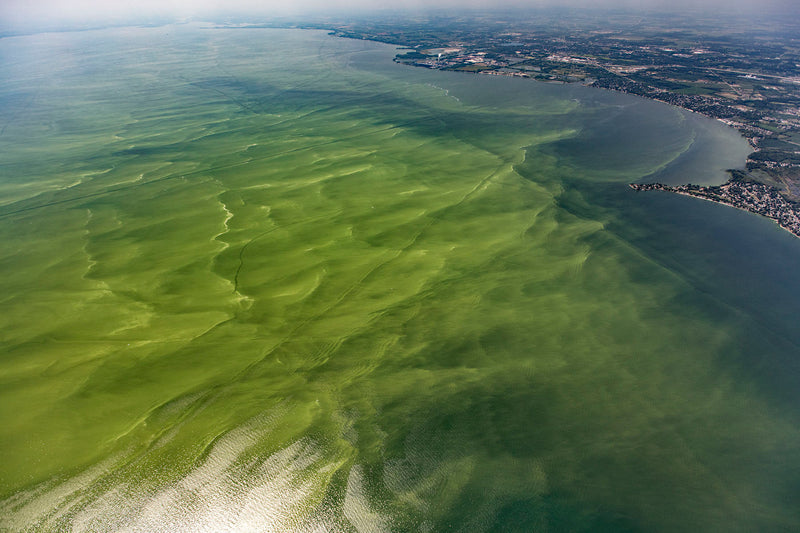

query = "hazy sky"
[2,0,797,30]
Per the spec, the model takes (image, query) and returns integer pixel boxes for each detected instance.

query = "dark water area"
[607,185,800,404]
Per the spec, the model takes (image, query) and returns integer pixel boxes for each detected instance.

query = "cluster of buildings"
[630,181,800,237]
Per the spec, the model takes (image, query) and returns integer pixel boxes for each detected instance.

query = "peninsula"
[630,174,800,237]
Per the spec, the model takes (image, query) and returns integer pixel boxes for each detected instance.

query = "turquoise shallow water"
[0,25,798,532]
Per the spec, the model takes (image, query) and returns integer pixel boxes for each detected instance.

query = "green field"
[1,25,799,532]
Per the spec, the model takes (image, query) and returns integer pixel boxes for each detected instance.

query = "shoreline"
[321,29,800,240]
[383,39,800,239]
[629,180,800,238]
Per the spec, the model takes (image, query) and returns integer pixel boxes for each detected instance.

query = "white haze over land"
[1,0,798,31]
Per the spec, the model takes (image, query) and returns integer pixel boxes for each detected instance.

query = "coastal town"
[315,9,800,235]
[630,178,800,237]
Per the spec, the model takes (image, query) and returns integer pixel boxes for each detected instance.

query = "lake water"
[1,25,798,532]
